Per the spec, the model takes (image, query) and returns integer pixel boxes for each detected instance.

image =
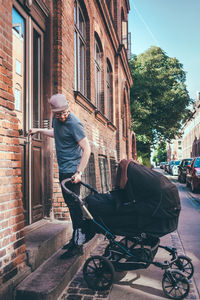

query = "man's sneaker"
[62,238,74,250]
[60,245,83,259]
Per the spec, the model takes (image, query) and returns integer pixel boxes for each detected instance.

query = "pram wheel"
[83,255,114,291]
[162,269,190,299]
[171,255,194,279]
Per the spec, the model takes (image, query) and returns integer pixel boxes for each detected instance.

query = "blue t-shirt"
[52,112,86,173]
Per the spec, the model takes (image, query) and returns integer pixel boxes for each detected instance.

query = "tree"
[130,46,192,160]
[153,141,167,164]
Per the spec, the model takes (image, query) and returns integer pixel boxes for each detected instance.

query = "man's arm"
[28,128,54,137]
[72,136,91,183]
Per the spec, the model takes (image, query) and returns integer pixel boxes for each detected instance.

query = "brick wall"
[51,0,133,219]
[0,0,26,286]
[0,0,133,290]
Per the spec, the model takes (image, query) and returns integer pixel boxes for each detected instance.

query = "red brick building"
[0,0,134,297]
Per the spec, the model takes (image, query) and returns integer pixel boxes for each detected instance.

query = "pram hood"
[125,161,181,219]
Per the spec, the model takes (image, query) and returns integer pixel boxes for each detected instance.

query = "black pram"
[85,161,181,237]
[61,161,193,299]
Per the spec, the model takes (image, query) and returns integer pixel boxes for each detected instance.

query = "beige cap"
[49,94,69,112]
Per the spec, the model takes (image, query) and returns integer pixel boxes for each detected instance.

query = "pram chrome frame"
[61,179,193,299]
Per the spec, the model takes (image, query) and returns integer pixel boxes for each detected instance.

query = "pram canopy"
[85,161,181,237]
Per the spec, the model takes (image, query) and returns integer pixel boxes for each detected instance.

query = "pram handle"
[61,178,98,195]
[61,178,94,220]
[61,178,80,200]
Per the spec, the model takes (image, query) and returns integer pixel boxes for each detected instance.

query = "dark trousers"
[59,173,83,230]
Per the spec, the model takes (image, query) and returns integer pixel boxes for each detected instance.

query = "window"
[121,9,128,49]
[12,7,25,129]
[122,90,127,137]
[14,88,21,111]
[98,156,110,193]
[74,1,86,95]
[33,29,41,129]
[110,158,117,189]
[95,36,102,111]
[106,59,113,121]
[81,153,96,197]
[16,59,21,75]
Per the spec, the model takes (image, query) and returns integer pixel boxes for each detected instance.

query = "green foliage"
[130,46,192,157]
[153,141,167,163]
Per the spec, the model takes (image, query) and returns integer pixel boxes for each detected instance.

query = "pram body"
[85,161,181,238]
[61,162,193,299]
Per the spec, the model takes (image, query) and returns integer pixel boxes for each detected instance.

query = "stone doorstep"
[15,235,99,300]
[25,219,72,271]
[0,220,72,300]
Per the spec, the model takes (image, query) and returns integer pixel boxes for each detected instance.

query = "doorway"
[12,3,45,225]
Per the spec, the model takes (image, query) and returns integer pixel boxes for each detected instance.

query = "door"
[12,4,45,225]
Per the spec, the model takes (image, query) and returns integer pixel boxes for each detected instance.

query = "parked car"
[186,157,200,192]
[168,160,175,174]
[171,160,181,176]
[164,162,169,172]
[160,162,166,169]
[178,158,193,183]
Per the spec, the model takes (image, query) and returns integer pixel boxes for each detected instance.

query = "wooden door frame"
[13,0,48,225]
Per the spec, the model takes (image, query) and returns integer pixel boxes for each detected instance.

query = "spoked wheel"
[171,255,194,279]
[162,269,190,299]
[83,255,114,291]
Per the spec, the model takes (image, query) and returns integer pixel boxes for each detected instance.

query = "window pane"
[74,1,77,23]
[95,66,101,109]
[74,2,86,95]
[110,158,117,188]
[78,7,85,38]
[33,29,41,128]
[14,89,21,111]
[106,63,112,120]
[16,59,21,75]
[81,153,96,197]
[74,31,77,90]
[98,156,110,193]
[12,8,25,131]
[79,39,85,94]
[122,20,128,49]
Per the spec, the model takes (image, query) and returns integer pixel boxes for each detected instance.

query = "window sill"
[74,91,96,114]
[95,109,108,126]
[107,121,117,132]
[74,91,117,130]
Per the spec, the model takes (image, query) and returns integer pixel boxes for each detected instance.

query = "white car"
[171,160,181,176]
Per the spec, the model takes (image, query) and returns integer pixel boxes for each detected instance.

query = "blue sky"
[128,0,200,100]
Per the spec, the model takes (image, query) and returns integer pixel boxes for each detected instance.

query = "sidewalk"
[58,231,199,300]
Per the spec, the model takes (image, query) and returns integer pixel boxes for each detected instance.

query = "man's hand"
[28,128,54,137]
[28,128,40,136]
[71,172,82,184]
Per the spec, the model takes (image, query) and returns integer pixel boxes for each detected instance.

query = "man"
[29,94,91,258]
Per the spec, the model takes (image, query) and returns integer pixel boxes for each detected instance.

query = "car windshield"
[185,160,192,166]
[174,161,180,165]
[194,158,200,168]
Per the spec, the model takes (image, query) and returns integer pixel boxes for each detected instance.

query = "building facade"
[0,0,134,296]
[167,92,200,160]
[182,93,200,159]
[166,139,182,161]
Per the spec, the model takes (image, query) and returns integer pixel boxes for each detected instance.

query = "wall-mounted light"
[25,0,33,7]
